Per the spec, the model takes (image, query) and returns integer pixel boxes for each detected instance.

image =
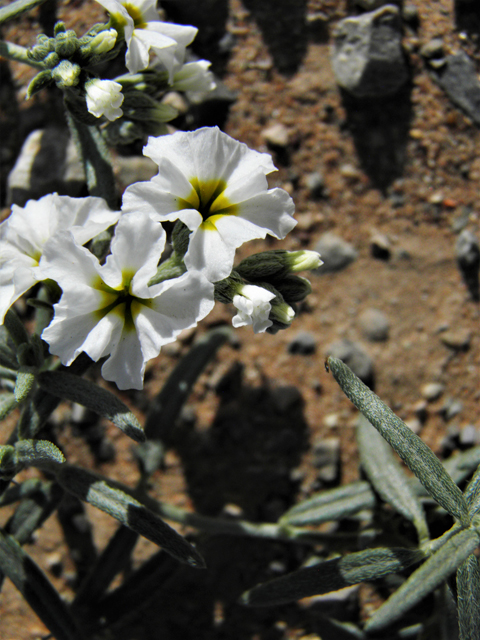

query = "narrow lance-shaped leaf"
[0,0,49,24]
[357,415,429,542]
[457,554,480,640]
[365,528,480,633]
[0,393,18,421]
[464,463,480,517]
[13,367,36,403]
[38,370,145,443]
[0,529,82,640]
[3,308,29,347]
[242,547,423,607]
[56,464,205,569]
[280,480,376,526]
[327,357,469,525]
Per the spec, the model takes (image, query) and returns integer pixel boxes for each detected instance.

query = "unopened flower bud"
[232,284,275,334]
[54,21,66,36]
[89,28,117,54]
[269,298,295,328]
[28,35,54,62]
[44,51,60,68]
[54,30,78,57]
[286,250,323,272]
[273,275,312,304]
[51,60,81,88]
[85,78,124,121]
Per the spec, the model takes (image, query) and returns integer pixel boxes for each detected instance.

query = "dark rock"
[433,52,480,127]
[314,232,358,273]
[456,229,480,301]
[331,5,408,98]
[288,331,317,355]
[326,339,375,388]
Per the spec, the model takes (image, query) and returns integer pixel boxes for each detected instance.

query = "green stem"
[66,112,117,209]
[0,41,44,68]
[0,0,49,25]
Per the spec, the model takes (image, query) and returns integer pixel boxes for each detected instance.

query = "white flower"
[40,212,215,390]
[0,194,121,323]
[122,127,296,283]
[96,0,197,78]
[232,285,275,334]
[85,78,124,121]
[171,60,216,94]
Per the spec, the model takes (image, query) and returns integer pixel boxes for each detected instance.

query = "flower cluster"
[26,0,215,136]
[1,128,321,389]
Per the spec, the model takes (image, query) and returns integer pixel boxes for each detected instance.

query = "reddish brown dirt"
[0,0,479,638]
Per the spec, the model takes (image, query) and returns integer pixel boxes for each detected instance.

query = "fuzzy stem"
[0,41,43,68]
[0,0,49,25]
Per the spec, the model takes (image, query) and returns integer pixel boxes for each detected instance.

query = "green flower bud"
[51,60,81,88]
[54,21,67,35]
[273,275,312,303]
[89,28,117,54]
[236,249,322,282]
[26,69,53,99]
[103,119,144,145]
[54,30,79,58]
[44,51,60,68]
[214,271,245,304]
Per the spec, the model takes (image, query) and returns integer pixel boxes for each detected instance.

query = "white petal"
[100,322,146,390]
[184,224,236,282]
[235,188,296,239]
[125,29,152,72]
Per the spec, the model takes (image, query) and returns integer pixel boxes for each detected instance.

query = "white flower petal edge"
[123,127,296,283]
[172,60,216,94]
[232,285,275,334]
[41,213,215,390]
[95,0,197,79]
[85,79,124,121]
[0,193,121,323]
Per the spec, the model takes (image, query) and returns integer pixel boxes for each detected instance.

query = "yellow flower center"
[175,178,238,231]
[92,270,152,331]
[122,2,147,28]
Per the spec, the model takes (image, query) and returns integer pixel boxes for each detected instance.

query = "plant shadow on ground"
[340,80,414,192]
[105,363,318,640]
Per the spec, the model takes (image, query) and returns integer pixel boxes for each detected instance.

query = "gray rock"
[433,52,480,126]
[331,5,408,98]
[288,331,317,355]
[456,229,480,301]
[358,308,390,342]
[441,398,464,421]
[312,436,340,484]
[305,171,325,199]
[459,424,478,447]
[7,128,86,206]
[420,38,445,60]
[314,232,358,273]
[326,339,375,387]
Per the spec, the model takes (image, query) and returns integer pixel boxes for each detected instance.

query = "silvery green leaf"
[38,370,145,442]
[457,554,480,640]
[0,0,48,24]
[5,482,63,545]
[13,366,36,403]
[0,529,82,640]
[18,353,92,439]
[93,549,177,630]
[445,447,480,485]
[0,365,18,380]
[464,464,480,517]
[242,547,423,606]
[73,525,139,611]
[357,415,429,542]
[365,528,480,633]
[0,478,56,507]
[280,481,375,526]
[0,392,17,421]
[327,357,469,525]
[3,309,29,347]
[56,464,205,568]
[14,439,65,470]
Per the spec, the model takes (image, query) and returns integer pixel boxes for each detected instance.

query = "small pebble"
[261,123,290,147]
[312,437,340,484]
[358,308,390,342]
[370,231,391,260]
[441,398,464,421]
[440,329,471,351]
[459,424,478,447]
[420,38,445,60]
[287,331,317,355]
[305,171,325,199]
[326,339,375,388]
[421,382,445,401]
[314,232,358,274]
